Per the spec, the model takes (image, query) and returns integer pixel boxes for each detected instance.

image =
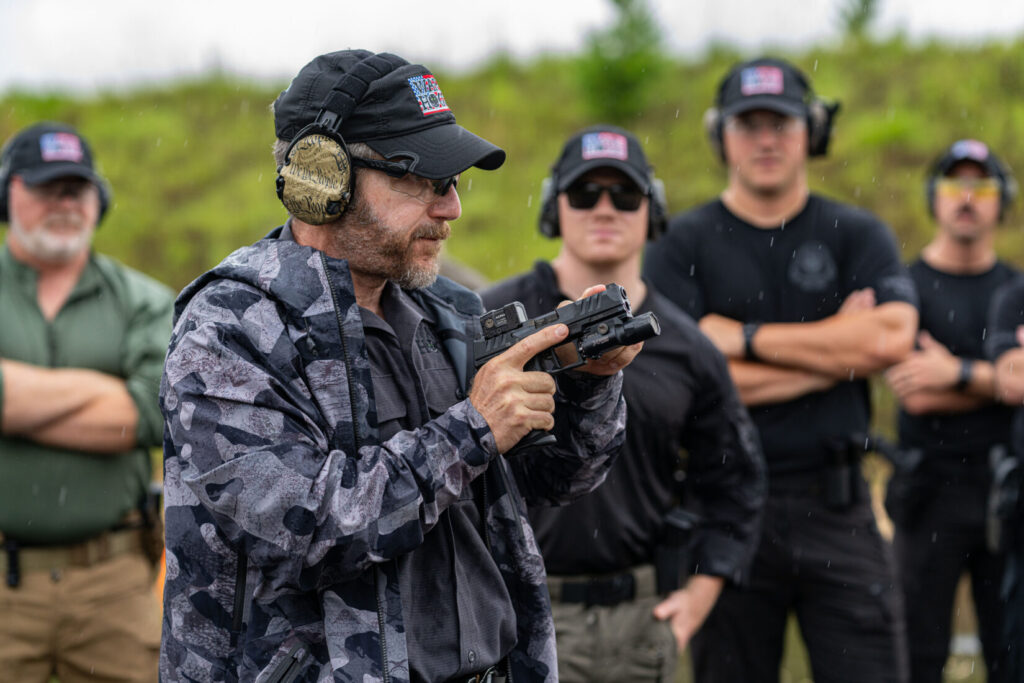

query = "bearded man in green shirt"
[0,122,173,683]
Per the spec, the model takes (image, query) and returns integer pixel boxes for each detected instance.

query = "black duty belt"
[547,564,657,607]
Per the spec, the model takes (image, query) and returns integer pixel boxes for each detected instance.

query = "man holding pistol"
[159,50,641,683]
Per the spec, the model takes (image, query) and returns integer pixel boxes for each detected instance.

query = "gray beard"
[337,195,445,290]
[9,214,94,264]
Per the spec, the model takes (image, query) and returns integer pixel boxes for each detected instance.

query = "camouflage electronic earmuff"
[275,52,405,225]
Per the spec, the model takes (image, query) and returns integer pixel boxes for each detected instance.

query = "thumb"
[500,324,569,369]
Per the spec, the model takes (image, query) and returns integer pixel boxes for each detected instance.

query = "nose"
[428,185,461,221]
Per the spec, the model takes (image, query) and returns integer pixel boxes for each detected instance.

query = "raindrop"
[155,138,162,148]
[527,195,533,208]
[257,173,263,182]
[769,236,775,247]
[948,310,956,323]
[58,486,67,506]
[674,109,680,119]
[813,60,818,72]
[467,178,473,191]
[689,265,695,276]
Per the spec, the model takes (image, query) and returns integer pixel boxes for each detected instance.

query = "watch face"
[280,133,352,224]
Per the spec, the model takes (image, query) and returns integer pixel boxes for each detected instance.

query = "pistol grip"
[507,429,558,456]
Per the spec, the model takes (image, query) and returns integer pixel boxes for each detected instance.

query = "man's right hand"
[469,323,569,454]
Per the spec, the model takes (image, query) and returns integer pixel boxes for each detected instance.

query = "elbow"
[864,306,918,372]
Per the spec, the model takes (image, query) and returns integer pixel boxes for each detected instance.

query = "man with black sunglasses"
[160,51,642,683]
[482,125,766,683]
[644,57,918,682]
[884,140,1018,683]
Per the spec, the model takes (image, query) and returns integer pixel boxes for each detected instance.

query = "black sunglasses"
[565,182,645,212]
[352,157,458,197]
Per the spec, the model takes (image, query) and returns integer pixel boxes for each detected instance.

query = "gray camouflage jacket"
[159,226,627,683]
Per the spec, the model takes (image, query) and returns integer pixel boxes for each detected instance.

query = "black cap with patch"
[551,124,652,192]
[716,57,811,119]
[0,122,104,188]
[273,50,505,179]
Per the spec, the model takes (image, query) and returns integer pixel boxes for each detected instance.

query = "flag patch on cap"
[39,132,84,162]
[408,75,450,115]
[581,132,628,161]
[740,66,784,96]
[951,139,989,161]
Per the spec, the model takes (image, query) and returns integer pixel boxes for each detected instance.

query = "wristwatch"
[955,358,973,391]
[742,322,761,361]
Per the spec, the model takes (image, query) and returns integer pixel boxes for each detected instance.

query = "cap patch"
[740,66,784,96]
[951,139,989,162]
[581,132,628,161]
[39,132,84,163]
[408,75,450,115]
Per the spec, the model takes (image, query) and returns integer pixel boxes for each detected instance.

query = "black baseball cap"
[930,139,1009,180]
[716,57,811,119]
[0,122,105,188]
[551,125,652,193]
[274,50,505,179]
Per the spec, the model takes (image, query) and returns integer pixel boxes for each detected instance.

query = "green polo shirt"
[0,245,174,544]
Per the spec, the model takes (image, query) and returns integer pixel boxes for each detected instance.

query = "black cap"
[716,57,810,119]
[930,139,1008,179]
[551,125,652,192]
[0,122,104,188]
[274,50,505,179]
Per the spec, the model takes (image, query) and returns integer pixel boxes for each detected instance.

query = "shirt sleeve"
[838,209,918,308]
[120,269,175,448]
[681,335,766,584]
[642,215,707,320]
[987,276,1024,360]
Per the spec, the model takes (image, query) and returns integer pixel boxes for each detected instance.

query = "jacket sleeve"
[119,269,175,448]
[161,281,503,594]
[506,370,627,506]
[682,339,767,584]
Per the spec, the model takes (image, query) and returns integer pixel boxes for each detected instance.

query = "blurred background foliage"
[2,32,1021,297]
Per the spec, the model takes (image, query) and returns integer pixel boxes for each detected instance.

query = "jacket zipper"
[230,552,248,648]
[265,642,311,683]
[321,253,391,682]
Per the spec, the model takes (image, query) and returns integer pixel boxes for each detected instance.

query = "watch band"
[742,323,761,361]
[955,358,973,391]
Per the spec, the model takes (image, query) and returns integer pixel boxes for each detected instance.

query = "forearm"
[1,359,132,436]
[996,349,1024,405]
[752,302,917,379]
[898,389,992,416]
[29,393,140,452]
[728,359,837,406]
[514,372,626,505]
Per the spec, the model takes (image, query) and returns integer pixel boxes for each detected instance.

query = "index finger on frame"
[500,324,570,369]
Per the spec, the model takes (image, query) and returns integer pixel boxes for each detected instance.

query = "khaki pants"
[0,552,160,683]
[552,594,678,683]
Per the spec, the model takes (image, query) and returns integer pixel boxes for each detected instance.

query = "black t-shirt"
[898,259,1017,467]
[481,262,765,580]
[643,195,917,475]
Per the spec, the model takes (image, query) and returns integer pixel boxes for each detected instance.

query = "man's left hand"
[884,330,959,398]
[652,575,724,651]
[698,313,743,358]
[558,284,644,376]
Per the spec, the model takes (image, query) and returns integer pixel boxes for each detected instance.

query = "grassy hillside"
[3,36,1022,295]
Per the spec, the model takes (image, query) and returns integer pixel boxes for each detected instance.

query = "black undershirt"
[361,283,515,683]
[898,259,1017,472]
[643,195,918,475]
